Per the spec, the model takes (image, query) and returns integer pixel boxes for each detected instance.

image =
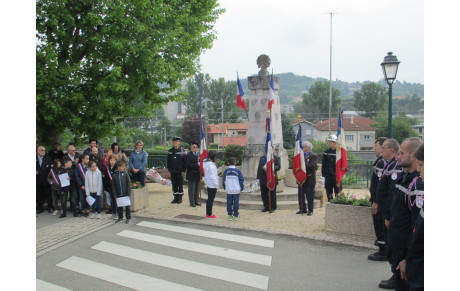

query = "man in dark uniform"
[167,137,186,204]
[322,134,339,201]
[405,143,424,290]
[368,137,388,260]
[382,137,423,291]
[374,139,402,288]
[297,141,318,216]
[185,142,201,207]
[257,153,281,213]
[36,146,53,214]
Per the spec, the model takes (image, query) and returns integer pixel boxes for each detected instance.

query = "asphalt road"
[36,217,391,290]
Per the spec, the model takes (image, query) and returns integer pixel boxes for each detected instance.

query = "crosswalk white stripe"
[92,241,270,290]
[117,229,272,266]
[56,256,202,291]
[137,221,275,248]
[36,279,72,291]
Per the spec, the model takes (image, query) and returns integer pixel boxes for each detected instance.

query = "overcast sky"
[199,0,424,84]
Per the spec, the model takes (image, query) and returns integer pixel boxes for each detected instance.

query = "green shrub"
[330,191,371,207]
[341,173,358,185]
[223,144,246,165]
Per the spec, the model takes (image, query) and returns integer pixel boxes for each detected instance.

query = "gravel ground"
[136,183,377,249]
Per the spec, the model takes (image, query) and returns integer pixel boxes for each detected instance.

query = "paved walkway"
[36,182,377,255]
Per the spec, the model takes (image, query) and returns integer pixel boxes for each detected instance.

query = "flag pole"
[267,109,272,213]
[199,74,203,207]
[298,113,304,216]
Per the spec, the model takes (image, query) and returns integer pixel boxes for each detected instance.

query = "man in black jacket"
[167,137,186,204]
[368,137,388,261]
[257,153,281,213]
[297,141,318,216]
[373,139,402,268]
[379,138,423,290]
[36,146,53,214]
[185,142,201,207]
[322,134,339,201]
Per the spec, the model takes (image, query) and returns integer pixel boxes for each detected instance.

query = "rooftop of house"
[314,116,378,131]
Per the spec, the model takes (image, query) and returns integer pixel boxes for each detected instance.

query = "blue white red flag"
[268,72,275,109]
[236,75,247,110]
[336,109,348,185]
[263,116,276,190]
[292,125,306,185]
[200,123,207,174]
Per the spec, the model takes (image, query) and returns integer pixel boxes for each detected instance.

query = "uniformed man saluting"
[167,137,187,204]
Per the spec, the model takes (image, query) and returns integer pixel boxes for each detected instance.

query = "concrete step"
[200,193,321,211]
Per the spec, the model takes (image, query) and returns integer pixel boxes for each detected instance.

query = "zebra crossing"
[38,221,275,290]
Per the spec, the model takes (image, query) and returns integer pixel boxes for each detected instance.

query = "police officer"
[167,137,186,204]
[383,138,423,291]
[322,134,339,201]
[367,137,388,260]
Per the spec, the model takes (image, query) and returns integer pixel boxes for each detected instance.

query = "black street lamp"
[381,52,400,138]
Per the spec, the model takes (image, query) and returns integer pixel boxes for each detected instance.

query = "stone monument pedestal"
[241,72,288,180]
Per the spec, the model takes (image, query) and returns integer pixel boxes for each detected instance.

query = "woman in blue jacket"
[129,141,148,187]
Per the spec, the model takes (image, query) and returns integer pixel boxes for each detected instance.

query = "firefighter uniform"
[167,141,187,204]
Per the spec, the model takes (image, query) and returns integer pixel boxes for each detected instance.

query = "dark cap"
[173,137,181,141]
[190,141,198,146]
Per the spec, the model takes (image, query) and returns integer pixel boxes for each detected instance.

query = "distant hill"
[240,72,424,104]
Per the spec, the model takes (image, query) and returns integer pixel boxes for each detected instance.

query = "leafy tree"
[223,144,246,165]
[36,0,224,145]
[181,118,201,145]
[374,113,418,143]
[301,81,341,122]
[281,114,296,149]
[353,82,388,117]
[311,140,328,154]
[393,94,424,114]
[185,75,243,123]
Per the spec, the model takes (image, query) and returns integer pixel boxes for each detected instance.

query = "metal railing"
[147,155,168,168]
[342,160,374,187]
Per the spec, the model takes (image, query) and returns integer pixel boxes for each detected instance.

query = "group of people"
[166,137,246,220]
[367,137,424,290]
[36,139,145,223]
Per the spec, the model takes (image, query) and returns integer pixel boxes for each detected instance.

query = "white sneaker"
[96,214,101,219]
[52,210,58,216]
[89,213,95,219]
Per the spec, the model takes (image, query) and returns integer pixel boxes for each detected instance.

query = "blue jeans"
[206,188,217,216]
[79,188,88,210]
[107,191,117,213]
[90,194,101,214]
[117,206,131,219]
[132,170,146,187]
[70,188,79,212]
[227,194,240,217]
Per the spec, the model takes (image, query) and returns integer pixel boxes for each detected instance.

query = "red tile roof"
[314,117,378,131]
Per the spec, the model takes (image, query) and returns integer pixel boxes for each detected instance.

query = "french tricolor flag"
[200,123,207,174]
[292,124,306,185]
[236,75,247,110]
[263,115,276,190]
[336,109,348,185]
[268,72,275,109]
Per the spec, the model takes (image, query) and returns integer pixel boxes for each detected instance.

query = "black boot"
[171,195,178,204]
[177,195,182,204]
